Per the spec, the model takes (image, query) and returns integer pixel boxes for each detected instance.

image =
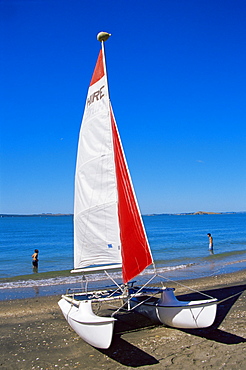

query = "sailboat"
[58,32,217,349]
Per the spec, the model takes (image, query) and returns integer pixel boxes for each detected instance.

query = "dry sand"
[0,270,245,369]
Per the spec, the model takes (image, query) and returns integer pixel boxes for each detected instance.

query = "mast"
[97,32,111,98]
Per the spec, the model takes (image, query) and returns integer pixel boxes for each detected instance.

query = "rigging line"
[127,292,160,312]
[111,274,160,316]
[104,270,125,293]
[156,273,216,299]
[81,274,89,293]
[131,273,159,294]
[214,290,245,305]
[157,274,245,303]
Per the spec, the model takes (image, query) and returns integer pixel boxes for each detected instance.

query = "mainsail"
[74,43,153,283]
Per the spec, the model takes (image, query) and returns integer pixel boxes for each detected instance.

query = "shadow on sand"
[100,336,159,367]
[98,305,160,366]
[178,284,246,345]
[97,283,245,367]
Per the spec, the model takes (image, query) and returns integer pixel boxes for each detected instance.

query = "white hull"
[131,288,217,329]
[58,286,217,349]
[58,298,116,349]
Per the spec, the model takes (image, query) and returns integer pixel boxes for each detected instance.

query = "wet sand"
[0,270,245,369]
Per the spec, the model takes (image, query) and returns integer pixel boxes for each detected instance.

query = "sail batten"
[71,263,122,274]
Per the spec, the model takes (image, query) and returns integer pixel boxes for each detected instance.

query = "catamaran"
[58,32,217,349]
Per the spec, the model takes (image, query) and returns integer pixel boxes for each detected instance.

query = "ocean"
[0,213,246,300]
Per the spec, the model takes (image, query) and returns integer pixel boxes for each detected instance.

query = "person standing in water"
[207,233,213,251]
[32,249,39,270]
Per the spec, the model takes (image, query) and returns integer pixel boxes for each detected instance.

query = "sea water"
[0,213,246,300]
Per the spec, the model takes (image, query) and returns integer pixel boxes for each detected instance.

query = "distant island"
[176,211,223,215]
[144,211,245,216]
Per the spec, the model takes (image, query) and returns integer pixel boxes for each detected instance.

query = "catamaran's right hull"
[58,297,116,349]
[156,300,217,328]
[130,288,217,329]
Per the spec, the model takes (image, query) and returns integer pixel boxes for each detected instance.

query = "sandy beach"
[0,270,245,369]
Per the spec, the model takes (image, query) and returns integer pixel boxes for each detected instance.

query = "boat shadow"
[97,284,245,366]
[98,309,160,366]
[176,283,246,345]
[99,336,159,367]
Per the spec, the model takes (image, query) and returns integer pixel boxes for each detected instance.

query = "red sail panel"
[90,49,104,86]
[111,109,153,283]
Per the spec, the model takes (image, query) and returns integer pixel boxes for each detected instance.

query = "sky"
[0,0,246,215]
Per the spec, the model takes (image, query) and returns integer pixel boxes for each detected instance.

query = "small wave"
[0,271,124,290]
[155,263,196,273]
[0,276,81,290]
[141,263,196,276]
[223,258,246,266]
[0,263,195,290]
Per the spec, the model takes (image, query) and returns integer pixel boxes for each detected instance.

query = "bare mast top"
[97,32,111,42]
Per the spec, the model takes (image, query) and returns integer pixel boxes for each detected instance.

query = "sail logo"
[87,86,105,106]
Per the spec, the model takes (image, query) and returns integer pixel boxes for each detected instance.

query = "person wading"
[32,249,39,270]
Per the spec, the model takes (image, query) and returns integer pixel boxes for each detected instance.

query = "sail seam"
[74,200,118,217]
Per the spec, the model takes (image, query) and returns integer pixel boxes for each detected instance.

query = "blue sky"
[1,0,245,214]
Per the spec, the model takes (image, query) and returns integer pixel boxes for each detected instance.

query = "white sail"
[74,50,122,270]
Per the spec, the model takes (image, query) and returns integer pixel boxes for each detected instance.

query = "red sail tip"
[90,49,104,86]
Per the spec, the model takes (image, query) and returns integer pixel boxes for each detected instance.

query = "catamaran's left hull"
[58,298,116,349]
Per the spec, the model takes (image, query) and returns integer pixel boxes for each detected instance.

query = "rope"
[214,290,244,305]
[156,273,216,299]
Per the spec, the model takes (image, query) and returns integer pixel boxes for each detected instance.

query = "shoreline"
[1,266,246,301]
[0,270,245,369]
